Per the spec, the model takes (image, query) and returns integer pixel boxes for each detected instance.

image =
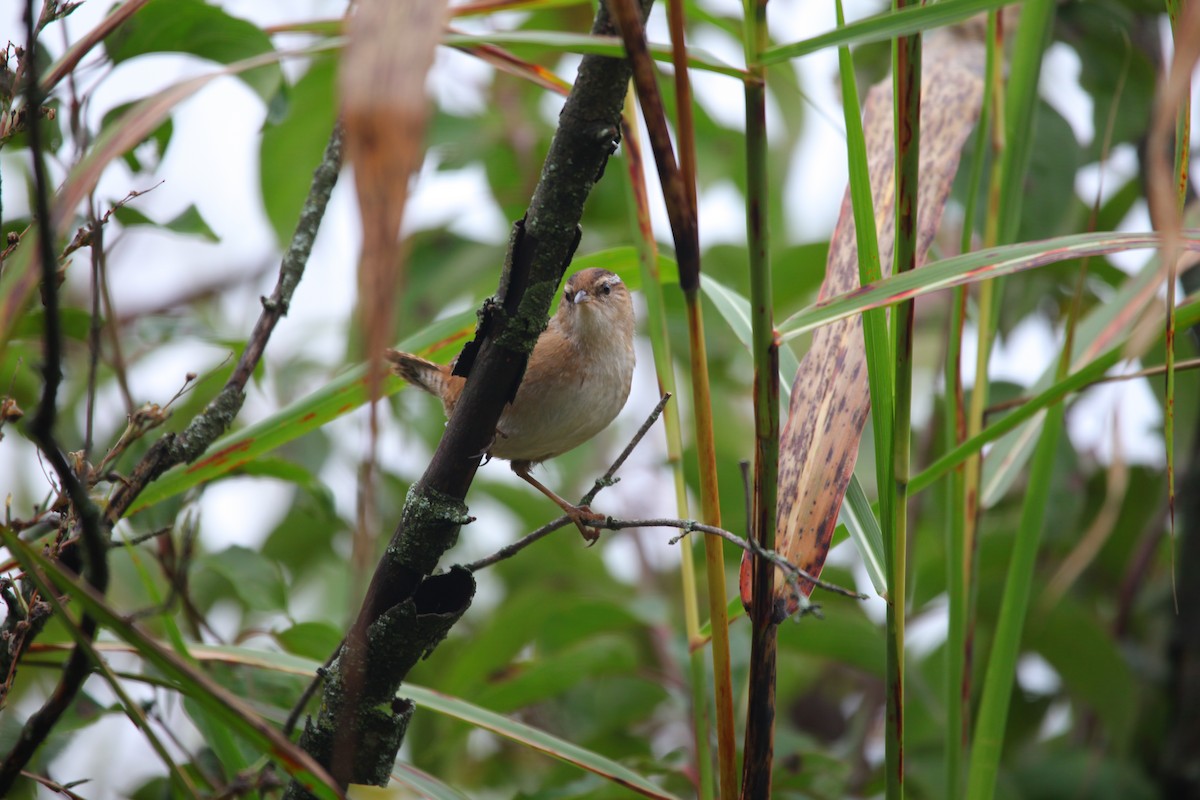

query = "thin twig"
[581,391,671,504]
[654,519,862,600]
[464,393,671,571]
[283,641,343,738]
[83,198,103,457]
[0,4,108,791]
[463,396,863,602]
[104,124,344,523]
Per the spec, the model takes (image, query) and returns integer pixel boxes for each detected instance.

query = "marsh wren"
[386,268,636,541]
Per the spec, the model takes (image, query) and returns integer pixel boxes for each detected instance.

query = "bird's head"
[559,268,634,341]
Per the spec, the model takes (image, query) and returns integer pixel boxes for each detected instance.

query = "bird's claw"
[567,504,605,545]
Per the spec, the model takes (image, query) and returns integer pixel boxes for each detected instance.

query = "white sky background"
[0,0,1188,795]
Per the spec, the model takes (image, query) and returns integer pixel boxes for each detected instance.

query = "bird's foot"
[566,504,606,545]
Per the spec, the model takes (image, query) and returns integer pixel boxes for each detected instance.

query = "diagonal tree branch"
[104,125,344,523]
[288,0,655,794]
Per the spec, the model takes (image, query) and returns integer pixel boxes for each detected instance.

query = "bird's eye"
[599,283,612,296]
[565,288,575,302]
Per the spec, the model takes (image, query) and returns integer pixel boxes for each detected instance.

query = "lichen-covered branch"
[105,125,345,523]
[288,0,654,794]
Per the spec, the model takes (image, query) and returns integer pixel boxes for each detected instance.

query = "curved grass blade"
[1,533,342,800]
[351,765,469,800]
[911,291,1200,495]
[777,231,1200,342]
[761,0,1019,65]
[402,684,680,799]
[442,31,748,78]
[125,310,476,515]
[1,40,341,353]
[13,553,202,798]
[700,273,800,402]
[80,643,682,800]
[842,474,887,599]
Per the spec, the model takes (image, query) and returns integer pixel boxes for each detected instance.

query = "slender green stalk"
[941,18,995,792]
[739,0,779,794]
[963,12,1004,649]
[963,9,1064,785]
[686,293,739,800]
[835,0,894,567]
[607,0,734,791]
[965,372,1068,800]
[1164,0,1188,598]
[942,289,969,797]
[887,5,921,795]
[620,91,714,800]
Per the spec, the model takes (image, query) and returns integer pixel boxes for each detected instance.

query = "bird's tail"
[385,350,448,398]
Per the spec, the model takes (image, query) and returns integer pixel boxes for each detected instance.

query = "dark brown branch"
[290,2,654,794]
[608,0,699,290]
[0,4,108,792]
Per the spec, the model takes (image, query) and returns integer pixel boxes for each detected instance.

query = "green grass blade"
[1,532,342,800]
[761,0,1020,65]
[776,231,1200,341]
[964,400,1066,799]
[126,310,477,515]
[842,474,888,598]
[374,764,471,800]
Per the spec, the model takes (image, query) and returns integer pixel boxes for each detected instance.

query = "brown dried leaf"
[742,33,986,619]
[342,0,449,395]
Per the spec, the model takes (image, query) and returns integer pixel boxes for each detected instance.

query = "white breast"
[491,314,635,464]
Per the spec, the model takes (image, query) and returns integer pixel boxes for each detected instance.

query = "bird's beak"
[573,290,591,305]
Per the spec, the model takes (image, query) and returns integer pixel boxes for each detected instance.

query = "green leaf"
[1026,598,1136,744]
[104,0,284,103]
[201,545,288,612]
[114,203,219,242]
[260,56,339,246]
[274,621,344,662]
[101,100,173,173]
[473,635,639,712]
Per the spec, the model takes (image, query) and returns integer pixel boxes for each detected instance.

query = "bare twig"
[463,396,863,602]
[464,393,671,571]
[652,519,860,600]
